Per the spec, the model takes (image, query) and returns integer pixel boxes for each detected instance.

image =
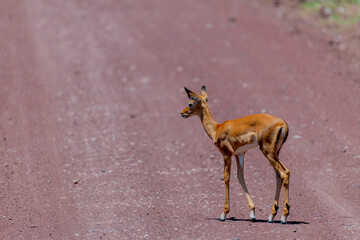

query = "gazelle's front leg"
[235,154,256,221]
[220,155,231,221]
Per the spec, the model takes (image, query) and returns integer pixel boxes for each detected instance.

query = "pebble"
[337,6,345,14]
[129,65,136,71]
[205,23,213,29]
[176,66,183,72]
[229,16,236,23]
[320,6,333,18]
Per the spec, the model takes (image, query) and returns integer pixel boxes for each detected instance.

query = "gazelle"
[180,86,290,224]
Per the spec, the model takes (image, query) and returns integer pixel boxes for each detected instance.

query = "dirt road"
[0,0,359,239]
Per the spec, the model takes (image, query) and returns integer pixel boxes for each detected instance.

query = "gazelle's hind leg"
[235,153,256,221]
[260,125,290,224]
[279,160,290,224]
[268,168,282,223]
[263,152,290,224]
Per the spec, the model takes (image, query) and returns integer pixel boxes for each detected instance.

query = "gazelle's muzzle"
[180,113,188,118]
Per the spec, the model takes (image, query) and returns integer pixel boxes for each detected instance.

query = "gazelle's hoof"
[219,212,226,221]
[250,210,256,222]
[268,214,275,223]
[281,215,288,224]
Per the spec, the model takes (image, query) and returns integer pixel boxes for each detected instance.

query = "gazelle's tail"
[276,123,289,156]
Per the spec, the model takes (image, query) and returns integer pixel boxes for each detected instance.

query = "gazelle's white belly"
[233,140,258,155]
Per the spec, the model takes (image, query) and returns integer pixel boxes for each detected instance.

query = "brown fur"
[181,86,290,223]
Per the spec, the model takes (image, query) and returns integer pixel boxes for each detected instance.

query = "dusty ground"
[0,0,359,239]
[267,0,360,74]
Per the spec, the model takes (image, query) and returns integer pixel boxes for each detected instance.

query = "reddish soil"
[0,1,359,239]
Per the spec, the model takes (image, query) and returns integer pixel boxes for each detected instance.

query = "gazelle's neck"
[199,102,217,142]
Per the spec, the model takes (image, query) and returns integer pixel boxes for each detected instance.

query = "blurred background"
[0,0,359,239]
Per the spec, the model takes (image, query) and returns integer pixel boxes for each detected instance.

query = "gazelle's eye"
[188,103,193,108]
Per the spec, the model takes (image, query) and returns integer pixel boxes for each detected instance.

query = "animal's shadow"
[207,217,309,225]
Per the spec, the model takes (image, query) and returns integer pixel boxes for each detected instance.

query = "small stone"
[192,77,200,82]
[129,65,136,71]
[320,6,333,18]
[289,25,300,35]
[205,23,213,29]
[328,40,336,46]
[176,66,183,72]
[229,16,237,23]
[141,77,149,83]
[337,6,345,14]
[339,43,347,51]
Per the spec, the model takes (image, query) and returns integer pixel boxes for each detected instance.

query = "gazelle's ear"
[200,86,208,102]
[184,87,201,101]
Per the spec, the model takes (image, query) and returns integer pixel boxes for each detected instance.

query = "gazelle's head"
[180,86,208,119]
